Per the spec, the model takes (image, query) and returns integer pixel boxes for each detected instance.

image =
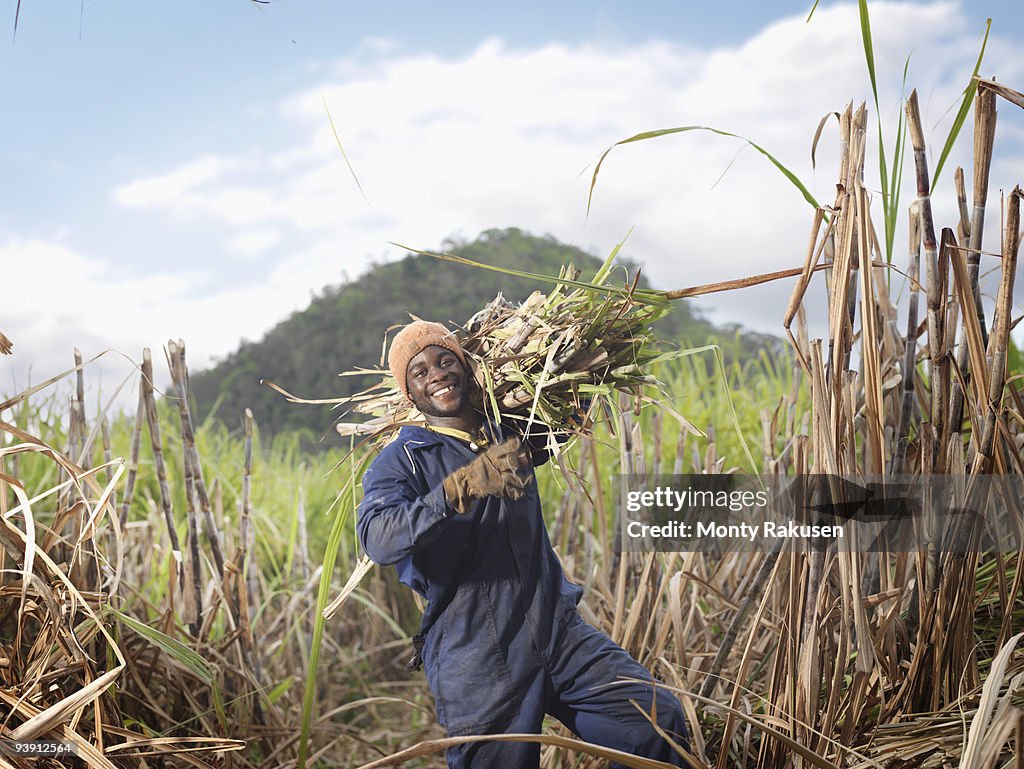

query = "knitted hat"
[387,321,468,398]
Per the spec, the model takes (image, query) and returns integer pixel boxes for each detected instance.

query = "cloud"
[0,238,342,407]
[225,227,284,257]
[8,2,1023,409]
[115,156,241,210]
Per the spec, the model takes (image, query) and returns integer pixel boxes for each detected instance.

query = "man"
[357,320,690,769]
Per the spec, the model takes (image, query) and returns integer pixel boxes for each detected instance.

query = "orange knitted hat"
[387,321,468,398]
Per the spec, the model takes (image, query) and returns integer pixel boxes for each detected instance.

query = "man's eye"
[413,369,426,378]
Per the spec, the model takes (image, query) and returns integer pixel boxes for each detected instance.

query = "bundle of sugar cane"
[333,255,680,443]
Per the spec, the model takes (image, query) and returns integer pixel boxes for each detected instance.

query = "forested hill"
[190,228,766,442]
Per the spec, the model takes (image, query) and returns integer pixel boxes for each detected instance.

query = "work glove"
[442,437,530,514]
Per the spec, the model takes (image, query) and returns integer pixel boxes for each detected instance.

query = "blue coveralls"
[357,423,690,769]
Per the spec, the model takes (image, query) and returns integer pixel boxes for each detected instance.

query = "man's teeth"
[434,386,453,396]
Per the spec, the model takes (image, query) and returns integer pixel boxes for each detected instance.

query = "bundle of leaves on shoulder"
[333,249,683,449]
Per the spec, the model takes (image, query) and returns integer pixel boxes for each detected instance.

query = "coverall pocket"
[430,582,521,736]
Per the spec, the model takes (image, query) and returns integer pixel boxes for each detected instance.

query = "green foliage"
[107,607,216,686]
[297,447,374,769]
[847,2,989,263]
[932,19,992,188]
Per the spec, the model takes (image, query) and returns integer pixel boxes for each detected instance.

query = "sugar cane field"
[4,4,1024,769]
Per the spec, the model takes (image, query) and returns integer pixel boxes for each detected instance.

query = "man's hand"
[442,437,531,514]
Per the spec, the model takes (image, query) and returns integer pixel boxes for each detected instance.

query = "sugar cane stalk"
[906,91,944,472]
[141,348,185,597]
[118,388,145,528]
[948,88,997,437]
[181,415,203,637]
[241,408,260,643]
[969,188,1021,481]
[168,340,226,579]
[163,342,203,634]
[891,203,923,475]
[955,167,971,243]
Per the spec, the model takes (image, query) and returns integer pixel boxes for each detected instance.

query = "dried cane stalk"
[241,408,259,640]
[180,406,202,636]
[949,87,997,437]
[164,342,202,634]
[891,204,923,475]
[141,348,184,596]
[100,416,115,514]
[118,388,145,528]
[906,91,945,470]
[855,184,885,475]
[969,188,1021,480]
[955,167,971,243]
[168,340,226,579]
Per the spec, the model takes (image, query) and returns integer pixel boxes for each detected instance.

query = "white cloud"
[225,227,284,257]
[7,1,1023,410]
[0,238,347,409]
[115,155,241,209]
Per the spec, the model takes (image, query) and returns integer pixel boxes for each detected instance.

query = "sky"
[2,0,1023,412]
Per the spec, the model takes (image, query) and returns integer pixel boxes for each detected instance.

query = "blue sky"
[2,1,1022,406]
[6,0,823,272]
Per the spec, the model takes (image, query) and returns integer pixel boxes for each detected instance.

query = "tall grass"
[0,326,795,768]
[0,349,390,767]
[4,166,1022,767]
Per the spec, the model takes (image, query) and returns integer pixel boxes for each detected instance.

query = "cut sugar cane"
[327,253,686,446]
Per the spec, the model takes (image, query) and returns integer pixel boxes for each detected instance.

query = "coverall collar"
[401,419,510,451]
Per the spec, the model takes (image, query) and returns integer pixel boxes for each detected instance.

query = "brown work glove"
[442,437,530,514]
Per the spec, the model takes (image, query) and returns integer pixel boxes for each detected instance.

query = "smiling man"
[356,320,690,769]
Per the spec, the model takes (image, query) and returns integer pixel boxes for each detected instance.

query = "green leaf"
[933,19,991,187]
[884,54,912,266]
[392,243,668,305]
[591,231,632,286]
[107,607,215,686]
[876,121,891,226]
[267,677,294,705]
[858,0,879,110]
[297,448,375,769]
[586,126,819,217]
[676,344,760,474]
[856,0,894,260]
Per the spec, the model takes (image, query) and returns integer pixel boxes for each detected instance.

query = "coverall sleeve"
[357,449,453,565]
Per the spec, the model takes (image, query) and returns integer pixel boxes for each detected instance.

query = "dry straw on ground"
[0,345,296,769]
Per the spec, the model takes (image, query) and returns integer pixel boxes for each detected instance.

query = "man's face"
[406,345,470,418]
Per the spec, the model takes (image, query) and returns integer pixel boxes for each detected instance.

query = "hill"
[190,228,771,441]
